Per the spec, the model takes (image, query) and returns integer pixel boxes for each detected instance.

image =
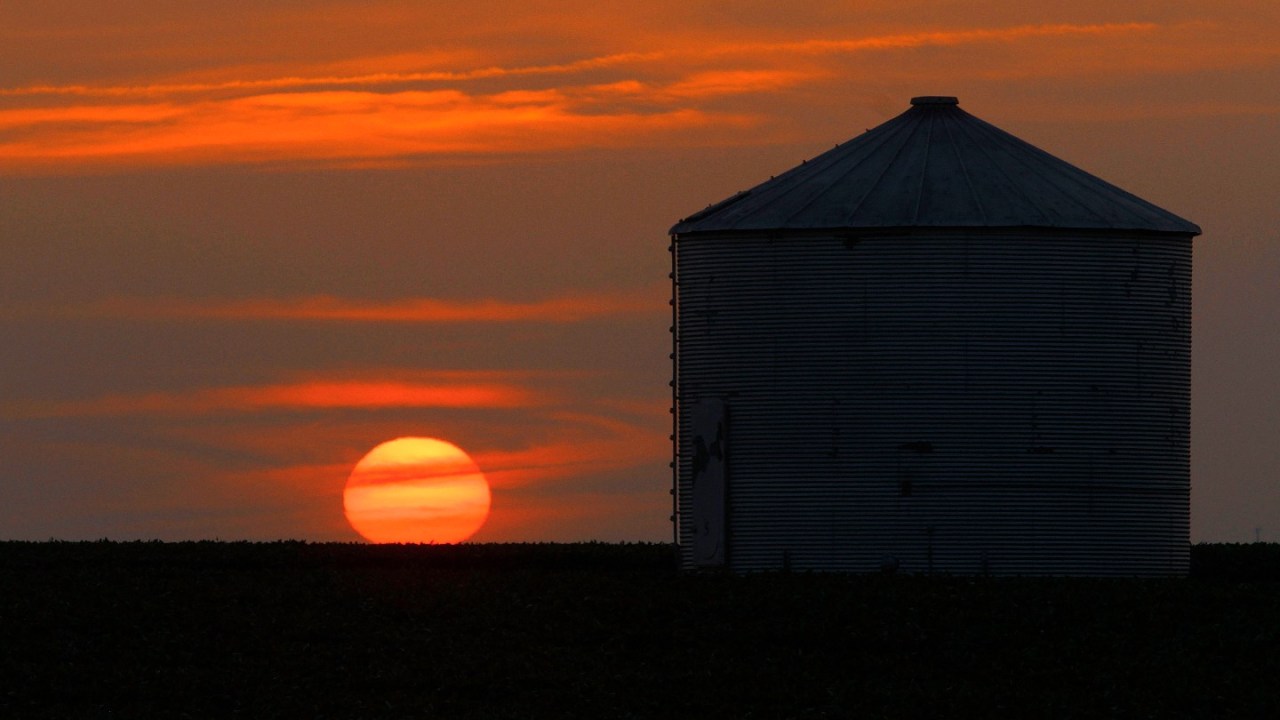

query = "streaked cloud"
[65,286,663,323]
[0,19,1202,172]
[698,21,1162,58]
[473,412,668,490]
[0,53,666,99]
[0,87,751,171]
[0,22,1160,100]
[7,376,544,419]
[157,403,670,541]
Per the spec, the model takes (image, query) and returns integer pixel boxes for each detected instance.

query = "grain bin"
[669,96,1200,575]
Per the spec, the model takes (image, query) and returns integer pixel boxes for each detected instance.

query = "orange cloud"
[657,70,822,99]
[0,23,1159,100]
[157,400,671,542]
[0,52,667,99]
[0,103,187,127]
[205,403,668,489]
[0,86,752,171]
[746,22,1161,56]
[8,378,543,419]
[237,381,536,410]
[0,20,1188,172]
[72,287,663,323]
[472,412,668,490]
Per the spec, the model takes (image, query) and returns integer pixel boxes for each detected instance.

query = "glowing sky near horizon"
[1,1,1277,543]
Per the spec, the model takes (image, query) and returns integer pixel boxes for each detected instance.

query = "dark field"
[2,542,1278,719]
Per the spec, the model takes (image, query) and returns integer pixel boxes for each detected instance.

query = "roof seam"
[950,111,1052,226]
[940,110,987,224]
[842,108,928,223]
[771,111,920,228]
[1015,139,1194,228]
[973,116,1115,225]
[911,110,935,225]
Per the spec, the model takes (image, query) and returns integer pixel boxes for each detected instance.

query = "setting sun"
[343,437,491,544]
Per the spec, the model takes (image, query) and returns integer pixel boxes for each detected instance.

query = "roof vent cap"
[911,96,958,106]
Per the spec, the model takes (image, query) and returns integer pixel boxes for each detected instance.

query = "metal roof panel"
[671,97,1201,236]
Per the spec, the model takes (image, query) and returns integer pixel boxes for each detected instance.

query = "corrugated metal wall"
[672,231,1191,576]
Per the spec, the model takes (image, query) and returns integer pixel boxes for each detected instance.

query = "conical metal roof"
[671,96,1201,236]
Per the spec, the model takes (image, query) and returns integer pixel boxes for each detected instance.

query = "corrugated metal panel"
[672,231,1191,576]
[671,97,1201,237]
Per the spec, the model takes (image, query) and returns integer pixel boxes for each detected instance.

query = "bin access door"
[691,398,727,566]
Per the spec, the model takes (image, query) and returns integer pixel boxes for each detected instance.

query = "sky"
[2,1,1278,544]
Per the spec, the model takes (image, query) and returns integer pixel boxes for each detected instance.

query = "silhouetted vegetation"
[1,541,1277,718]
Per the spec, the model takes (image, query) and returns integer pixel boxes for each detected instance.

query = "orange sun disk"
[343,437,491,544]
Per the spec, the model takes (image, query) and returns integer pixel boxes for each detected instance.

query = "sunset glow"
[1,1,1276,544]
[343,438,491,544]
[2,10,1261,173]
